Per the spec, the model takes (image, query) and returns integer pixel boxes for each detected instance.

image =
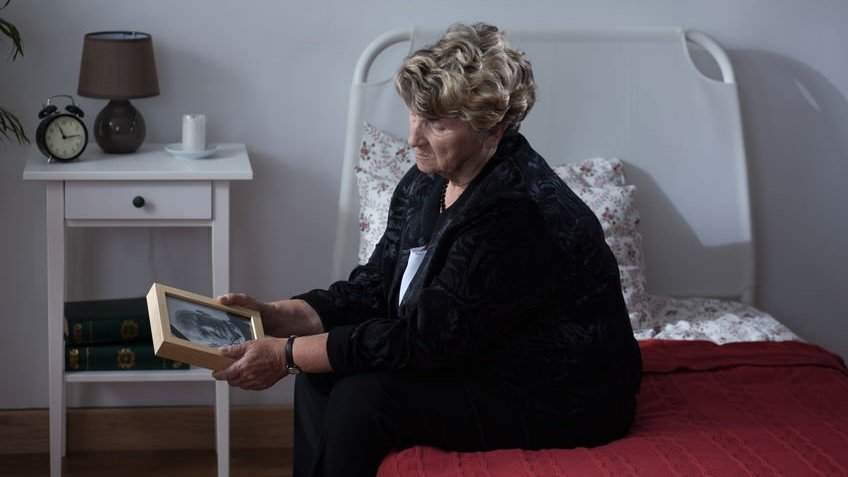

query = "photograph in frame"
[146,283,264,370]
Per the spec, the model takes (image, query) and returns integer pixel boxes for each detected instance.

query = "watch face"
[44,115,87,160]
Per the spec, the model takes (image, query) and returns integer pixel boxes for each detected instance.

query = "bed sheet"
[636,295,799,343]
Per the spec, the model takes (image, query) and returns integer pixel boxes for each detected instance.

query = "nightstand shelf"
[64,368,215,383]
[24,143,253,477]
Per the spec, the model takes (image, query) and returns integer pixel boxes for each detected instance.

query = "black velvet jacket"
[295,133,642,417]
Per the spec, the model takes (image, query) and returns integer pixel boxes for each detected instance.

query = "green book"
[65,343,188,372]
[64,297,152,345]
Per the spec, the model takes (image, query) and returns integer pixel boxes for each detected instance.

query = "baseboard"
[0,405,293,454]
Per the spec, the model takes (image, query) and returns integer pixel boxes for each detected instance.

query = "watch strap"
[285,335,302,374]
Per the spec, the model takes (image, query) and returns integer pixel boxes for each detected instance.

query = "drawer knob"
[132,196,145,208]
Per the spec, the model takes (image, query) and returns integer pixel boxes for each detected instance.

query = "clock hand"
[66,134,81,138]
[58,126,68,139]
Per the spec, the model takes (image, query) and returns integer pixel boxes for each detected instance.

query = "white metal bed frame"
[333,27,753,303]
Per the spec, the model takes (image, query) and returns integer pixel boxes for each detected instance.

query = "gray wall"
[1,0,846,409]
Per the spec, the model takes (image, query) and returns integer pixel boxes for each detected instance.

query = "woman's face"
[407,112,500,182]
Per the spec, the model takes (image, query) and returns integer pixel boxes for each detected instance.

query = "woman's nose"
[407,115,424,147]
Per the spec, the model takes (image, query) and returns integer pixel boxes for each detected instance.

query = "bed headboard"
[333,27,754,303]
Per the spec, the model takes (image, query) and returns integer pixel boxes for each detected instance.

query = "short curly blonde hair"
[395,23,536,136]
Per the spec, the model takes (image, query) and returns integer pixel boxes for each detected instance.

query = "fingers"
[211,365,231,381]
[212,360,247,385]
[220,343,247,359]
[217,292,252,306]
[211,338,287,390]
[212,343,248,381]
[215,362,273,390]
[217,293,268,317]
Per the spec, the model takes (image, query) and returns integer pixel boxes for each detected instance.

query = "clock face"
[44,115,87,160]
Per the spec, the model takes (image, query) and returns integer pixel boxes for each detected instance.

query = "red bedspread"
[378,340,848,477]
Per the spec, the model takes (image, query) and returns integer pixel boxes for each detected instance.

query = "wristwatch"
[285,335,302,375]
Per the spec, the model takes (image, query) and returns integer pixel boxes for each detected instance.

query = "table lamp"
[77,31,159,154]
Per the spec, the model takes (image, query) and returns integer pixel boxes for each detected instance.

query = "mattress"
[378,339,848,477]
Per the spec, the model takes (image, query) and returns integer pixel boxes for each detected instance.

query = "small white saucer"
[165,143,221,159]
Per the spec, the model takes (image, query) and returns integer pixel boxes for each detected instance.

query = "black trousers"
[293,371,634,477]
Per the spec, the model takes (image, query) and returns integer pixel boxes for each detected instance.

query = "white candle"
[181,114,206,152]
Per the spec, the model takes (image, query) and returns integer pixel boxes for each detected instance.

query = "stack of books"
[64,297,188,371]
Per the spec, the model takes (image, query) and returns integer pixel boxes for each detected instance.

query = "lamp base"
[94,99,146,153]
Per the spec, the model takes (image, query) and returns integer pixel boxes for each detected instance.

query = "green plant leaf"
[0,0,24,60]
[0,0,28,146]
[0,105,30,145]
[0,17,24,60]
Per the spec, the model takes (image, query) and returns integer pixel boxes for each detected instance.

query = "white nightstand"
[23,143,253,477]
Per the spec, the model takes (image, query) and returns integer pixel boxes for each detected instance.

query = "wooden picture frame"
[146,283,264,371]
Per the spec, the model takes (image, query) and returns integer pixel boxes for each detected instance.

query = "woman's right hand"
[217,293,271,316]
[217,292,281,334]
[217,294,324,338]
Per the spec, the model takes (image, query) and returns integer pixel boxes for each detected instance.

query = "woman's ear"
[483,121,509,149]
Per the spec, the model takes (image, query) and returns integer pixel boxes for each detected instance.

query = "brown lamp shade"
[77,31,159,99]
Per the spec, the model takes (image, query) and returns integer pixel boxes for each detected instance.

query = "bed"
[331,27,848,476]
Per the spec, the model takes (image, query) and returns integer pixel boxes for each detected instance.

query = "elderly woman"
[213,23,642,477]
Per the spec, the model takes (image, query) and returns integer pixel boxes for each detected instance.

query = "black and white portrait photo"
[166,296,254,347]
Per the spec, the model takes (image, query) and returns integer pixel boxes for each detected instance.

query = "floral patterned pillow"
[355,124,650,329]
[568,185,650,329]
[356,124,416,263]
[553,157,626,189]
[633,295,799,343]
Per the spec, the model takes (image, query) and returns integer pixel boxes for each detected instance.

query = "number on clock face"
[45,116,86,160]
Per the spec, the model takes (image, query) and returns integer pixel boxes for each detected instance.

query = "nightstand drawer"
[65,181,212,219]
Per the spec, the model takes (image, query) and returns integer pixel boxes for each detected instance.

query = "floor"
[0,448,293,477]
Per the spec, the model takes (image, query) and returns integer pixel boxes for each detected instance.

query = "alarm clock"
[35,94,88,162]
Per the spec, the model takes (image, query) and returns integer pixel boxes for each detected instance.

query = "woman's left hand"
[212,337,288,390]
